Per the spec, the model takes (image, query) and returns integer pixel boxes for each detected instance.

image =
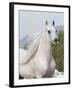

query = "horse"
[19,20,59,79]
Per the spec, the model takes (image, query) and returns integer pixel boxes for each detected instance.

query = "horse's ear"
[45,20,48,25]
[53,20,55,26]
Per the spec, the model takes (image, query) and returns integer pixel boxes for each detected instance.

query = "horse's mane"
[20,31,42,64]
[24,31,42,50]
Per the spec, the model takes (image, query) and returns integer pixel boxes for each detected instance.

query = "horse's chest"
[34,44,51,75]
[34,55,49,74]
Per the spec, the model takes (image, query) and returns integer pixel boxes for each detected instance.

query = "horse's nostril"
[55,38,58,42]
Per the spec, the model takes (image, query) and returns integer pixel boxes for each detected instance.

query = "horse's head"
[45,20,59,44]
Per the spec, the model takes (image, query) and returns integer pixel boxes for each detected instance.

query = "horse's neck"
[38,30,51,55]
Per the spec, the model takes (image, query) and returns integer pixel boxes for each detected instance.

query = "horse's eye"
[48,30,51,34]
[56,30,57,32]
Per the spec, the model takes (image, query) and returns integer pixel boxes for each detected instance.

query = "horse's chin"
[51,41,59,45]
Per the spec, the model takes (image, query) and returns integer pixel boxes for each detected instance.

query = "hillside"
[51,31,64,72]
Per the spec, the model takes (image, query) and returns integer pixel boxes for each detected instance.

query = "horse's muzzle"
[54,38,60,44]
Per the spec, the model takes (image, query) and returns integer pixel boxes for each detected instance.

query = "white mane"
[24,31,42,50]
[20,31,43,64]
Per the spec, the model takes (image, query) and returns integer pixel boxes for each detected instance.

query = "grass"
[51,31,64,72]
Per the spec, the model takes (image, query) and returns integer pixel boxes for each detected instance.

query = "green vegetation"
[51,31,64,72]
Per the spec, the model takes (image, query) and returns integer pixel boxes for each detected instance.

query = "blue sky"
[19,10,64,40]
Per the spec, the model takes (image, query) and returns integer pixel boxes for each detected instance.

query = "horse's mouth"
[51,40,59,45]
